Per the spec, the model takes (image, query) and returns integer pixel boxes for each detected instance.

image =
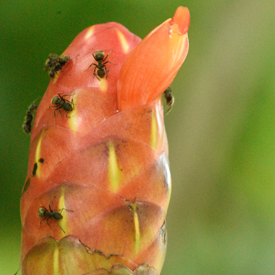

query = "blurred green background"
[1,0,274,274]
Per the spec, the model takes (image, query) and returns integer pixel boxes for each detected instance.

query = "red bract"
[21,6,190,275]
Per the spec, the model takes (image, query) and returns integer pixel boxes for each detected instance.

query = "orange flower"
[117,6,190,110]
[21,7,190,275]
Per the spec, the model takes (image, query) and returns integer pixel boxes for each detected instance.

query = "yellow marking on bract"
[68,97,77,132]
[150,109,158,149]
[34,134,43,178]
[108,142,122,192]
[85,26,95,40]
[129,202,141,254]
[117,30,130,53]
[58,188,67,237]
[52,246,59,275]
[99,78,108,92]
[52,74,58,83]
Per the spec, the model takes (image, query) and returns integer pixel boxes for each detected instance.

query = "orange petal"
[117,6,190,110]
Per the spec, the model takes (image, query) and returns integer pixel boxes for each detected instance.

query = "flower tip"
[171,6,190,35]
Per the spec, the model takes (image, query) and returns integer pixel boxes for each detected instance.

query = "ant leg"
[59,68,70,76]
[48,196,56,213]
[103,60,113,65]
[53,106,62,118]
[102,50,112,62]
[87,63,97,70]
[164,106,172,115]
[40,217,54,233]
[40,205,48,211]
[49,104,57,110]
[58,93,70,101]
[57,223,65,234]
[58,93,71,104]
[49,196,61,212]
[105,69,109,79]
[62,94,73,103]
[13,267,20,275]
[39,216,47,227]
[65,112,71,118]
[59,208,74,214]
[93,67,100,81]
[46,218,54,232]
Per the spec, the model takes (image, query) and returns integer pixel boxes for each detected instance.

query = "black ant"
[163,87,174,114]
[87,50,112,80]
[22,99,38,134]
[44,53,70,78]
[37,196,73,233]
[50,93,74,117]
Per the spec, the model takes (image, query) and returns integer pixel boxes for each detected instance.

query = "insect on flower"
[50,93,74,117]
[22,100,38,134]
[163,87,174,114]
[37,196,73,233]
[87,50,112,80]
[44,53,70,78]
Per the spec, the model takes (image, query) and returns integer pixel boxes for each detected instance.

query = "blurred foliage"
[0,0,274,274]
